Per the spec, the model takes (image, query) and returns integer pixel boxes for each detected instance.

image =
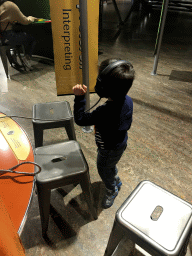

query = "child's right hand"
[72,84,87,96]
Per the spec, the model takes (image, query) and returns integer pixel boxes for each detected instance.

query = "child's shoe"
[115,175,122,190]
[102,186,118,209]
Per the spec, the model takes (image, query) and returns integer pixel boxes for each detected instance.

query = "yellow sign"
[0,115,30,161]
[49,0,99,96]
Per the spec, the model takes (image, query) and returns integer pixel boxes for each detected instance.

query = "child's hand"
[72,84,87,96]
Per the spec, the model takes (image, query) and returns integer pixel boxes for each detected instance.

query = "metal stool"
[104,180,192,256]
[32,101,76,148]
[34,140,97,237]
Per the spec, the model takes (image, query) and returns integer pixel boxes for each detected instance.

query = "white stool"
[104,180,192,256]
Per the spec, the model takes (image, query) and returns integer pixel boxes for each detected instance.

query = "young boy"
[72,58,135,209]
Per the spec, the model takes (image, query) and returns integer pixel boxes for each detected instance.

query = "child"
[72,58,135,209]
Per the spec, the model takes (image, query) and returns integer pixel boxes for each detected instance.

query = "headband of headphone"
[95,60,132,98]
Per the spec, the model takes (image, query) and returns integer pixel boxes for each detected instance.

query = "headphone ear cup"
[96,60,131,98]
[95,76,105,98]
[95,83,109,98]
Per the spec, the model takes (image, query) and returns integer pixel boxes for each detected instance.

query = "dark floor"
[0,0,192,255]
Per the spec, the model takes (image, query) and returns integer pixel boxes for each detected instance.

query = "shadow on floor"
[132,97,192,123]
[169,70,192,83]
[21,181,104,249]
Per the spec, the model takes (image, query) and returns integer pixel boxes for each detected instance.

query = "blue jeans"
[97,144,127,191]
[2,30,36,57]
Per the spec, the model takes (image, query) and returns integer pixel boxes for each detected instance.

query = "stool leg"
[37,185,51,237]
[65,119,76,140]
[180,231,192,256]
[33,124,43,148]
[104,220,125,256]
[80,172,97,220]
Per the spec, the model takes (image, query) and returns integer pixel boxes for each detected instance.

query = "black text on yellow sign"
[49,0,99,96]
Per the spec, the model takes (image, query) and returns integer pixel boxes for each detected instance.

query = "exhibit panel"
[49,0,99,95]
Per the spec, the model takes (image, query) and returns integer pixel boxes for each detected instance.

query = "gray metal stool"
[34,140,97,237]
[104,180,192,256]
[32,101,76,148]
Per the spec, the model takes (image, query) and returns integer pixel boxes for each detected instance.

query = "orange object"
[0,113,35,255]
[0,196,25,256]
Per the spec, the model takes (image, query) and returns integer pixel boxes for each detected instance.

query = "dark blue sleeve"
[73,95,103,126]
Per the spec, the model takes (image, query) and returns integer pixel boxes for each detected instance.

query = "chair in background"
[32,101,76,148]
[0,38,26,77]
[104,180,192,256]
[0,41,11,78]
[34,140,97,237]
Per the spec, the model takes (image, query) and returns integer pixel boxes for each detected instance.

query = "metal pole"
[151,0,169,76]
[79,0,93,133]
[99,0,104,37]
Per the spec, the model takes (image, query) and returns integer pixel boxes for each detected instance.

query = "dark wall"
[15,0,50,19]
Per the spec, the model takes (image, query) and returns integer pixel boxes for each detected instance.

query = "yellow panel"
[0,116,30,161]
[49,0,82,95]
[49,0,99,95]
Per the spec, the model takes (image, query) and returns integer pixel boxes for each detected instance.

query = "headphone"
[85,60,132,113]
[95,60,132,98]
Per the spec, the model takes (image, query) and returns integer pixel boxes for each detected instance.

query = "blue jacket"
[74,95,133,149]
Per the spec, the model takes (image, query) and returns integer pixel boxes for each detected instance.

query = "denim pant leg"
[2,31,36,57]
[97,144,127,191]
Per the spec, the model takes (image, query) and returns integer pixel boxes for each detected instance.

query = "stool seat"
[104,181,192,256]
[32,101,76,147]
[35,141,87,186]
[35,140,97,237]
[33,101,72,124]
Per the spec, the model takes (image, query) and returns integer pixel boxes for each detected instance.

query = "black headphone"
[95,60,132,98]
[85,60,132,113]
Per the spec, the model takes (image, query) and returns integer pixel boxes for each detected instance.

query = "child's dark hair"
[99,58,135,101]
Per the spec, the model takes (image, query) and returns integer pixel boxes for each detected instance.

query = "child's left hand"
[72,84,87,96]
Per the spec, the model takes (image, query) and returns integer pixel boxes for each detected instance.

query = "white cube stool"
[104,180,192,256]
